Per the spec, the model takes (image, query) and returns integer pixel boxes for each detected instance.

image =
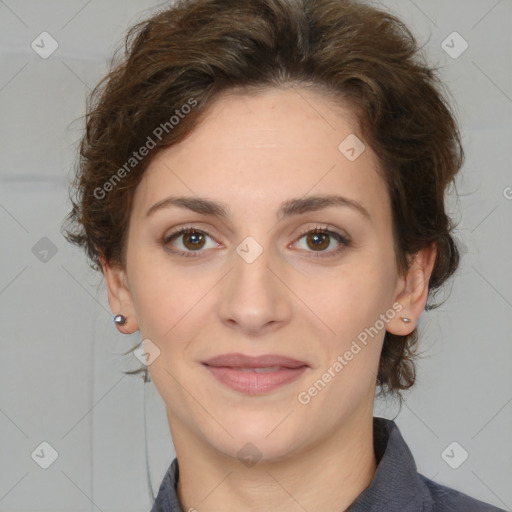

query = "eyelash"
[162,225,351,259]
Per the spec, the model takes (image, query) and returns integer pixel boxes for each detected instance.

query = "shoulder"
[418,474,507,512]
[364,418,507,512]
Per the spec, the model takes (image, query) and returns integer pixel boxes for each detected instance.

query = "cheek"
[129,251,219,366]
[307,275,391,402]
[318,261,396,338]
[128,247,184,340]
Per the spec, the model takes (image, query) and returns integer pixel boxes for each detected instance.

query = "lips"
[202,353,309,395]
[202,353,309,369]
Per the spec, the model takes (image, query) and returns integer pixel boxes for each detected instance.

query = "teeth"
[234,366,282,373]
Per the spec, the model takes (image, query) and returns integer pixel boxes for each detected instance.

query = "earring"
[114,314,127,326]
[401,317,412,323]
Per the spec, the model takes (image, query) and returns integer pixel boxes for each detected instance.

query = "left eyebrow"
[145,194,371,221]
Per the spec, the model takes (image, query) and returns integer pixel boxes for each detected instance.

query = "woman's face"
[106,86,417,461]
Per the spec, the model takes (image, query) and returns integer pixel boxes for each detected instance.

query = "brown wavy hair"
[62,0,464,400]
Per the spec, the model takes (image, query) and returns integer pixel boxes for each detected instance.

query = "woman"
[62,0,506,510]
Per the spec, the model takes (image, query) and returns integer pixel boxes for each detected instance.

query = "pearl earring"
[401,317,411,323]
[114,314,127,326]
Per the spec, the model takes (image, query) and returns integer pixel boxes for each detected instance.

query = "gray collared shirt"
[150,416,506,511]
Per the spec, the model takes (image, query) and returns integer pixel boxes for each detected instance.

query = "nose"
[217,243,292,335]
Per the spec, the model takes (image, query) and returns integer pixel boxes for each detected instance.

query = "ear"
[100,255,139,334]
[386,243,437,336]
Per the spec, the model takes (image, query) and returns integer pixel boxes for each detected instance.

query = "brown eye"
[294,227,350,258]
[181,230,206,250]
[305,231,330,251]
[163,227,218,257]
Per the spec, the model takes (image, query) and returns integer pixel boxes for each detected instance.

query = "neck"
[170,410,378,512]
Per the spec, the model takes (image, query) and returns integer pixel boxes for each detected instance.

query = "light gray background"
[0,0,511,511]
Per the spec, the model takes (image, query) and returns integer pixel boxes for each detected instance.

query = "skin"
[101,86,436,512]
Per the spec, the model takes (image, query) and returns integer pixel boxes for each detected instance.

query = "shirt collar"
[150,416,433,512]
[346,416,433,511]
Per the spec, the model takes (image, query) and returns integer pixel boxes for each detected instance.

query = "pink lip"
[202,353,309,396]
[202,353,308,368]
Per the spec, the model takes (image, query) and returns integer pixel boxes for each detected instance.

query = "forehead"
[131,87,388,225]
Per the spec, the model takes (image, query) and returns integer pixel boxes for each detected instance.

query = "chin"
[221,418,305,459]
[212,435,300,466]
